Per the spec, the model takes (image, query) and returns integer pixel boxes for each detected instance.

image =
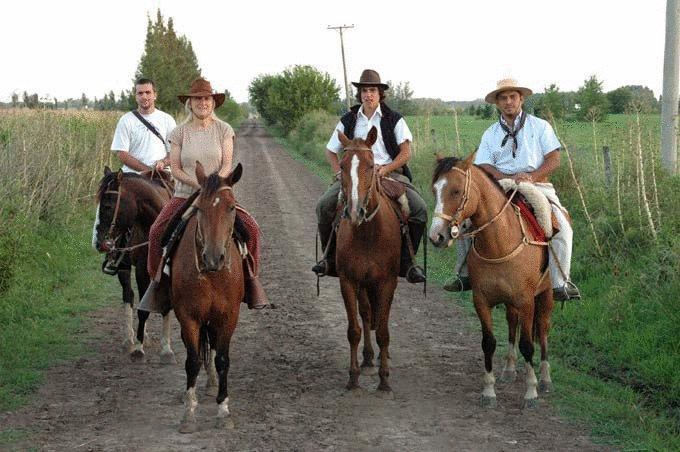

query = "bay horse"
[92,167,175,363]
[428,153,554,408]
[336,126,401,394]
[172,161,245,433]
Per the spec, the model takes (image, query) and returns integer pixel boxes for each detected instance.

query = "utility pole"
[328,24,354,111]
[661,0,679,175]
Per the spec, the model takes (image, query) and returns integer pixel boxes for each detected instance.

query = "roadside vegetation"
[274,108,679,450]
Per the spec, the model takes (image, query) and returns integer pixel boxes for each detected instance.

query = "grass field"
[280,111,680,450]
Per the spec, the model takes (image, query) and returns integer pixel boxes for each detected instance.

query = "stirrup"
[311,260,328,277]
[406,265,426,284]
[443,275,471,292]
[553,281,581,301]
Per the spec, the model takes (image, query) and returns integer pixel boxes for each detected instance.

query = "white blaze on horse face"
[92,203,101,250]
[350,155,360,216]
[429,178,449,237]
[212,197,220,208]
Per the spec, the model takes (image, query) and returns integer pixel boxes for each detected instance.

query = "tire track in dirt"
[1,120,602,451]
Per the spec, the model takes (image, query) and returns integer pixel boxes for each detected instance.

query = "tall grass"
[0,109,120,411]
[279,110,680,449]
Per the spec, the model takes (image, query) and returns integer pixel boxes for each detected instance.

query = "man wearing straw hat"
[312,69,427,284]
[445,78,581,301]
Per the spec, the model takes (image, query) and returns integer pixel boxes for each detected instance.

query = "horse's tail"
[199,324,211,365]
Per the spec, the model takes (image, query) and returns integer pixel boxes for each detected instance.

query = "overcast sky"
[0,0,668,104]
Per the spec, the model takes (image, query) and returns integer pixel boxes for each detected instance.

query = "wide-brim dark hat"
[351,69,389,90]
[178,78,226,108]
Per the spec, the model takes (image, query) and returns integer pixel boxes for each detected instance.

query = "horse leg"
[358,288,376,376]
[500,304,519,383]
[535,290,554,393]
[518,301,538,408]
[374,279,397,394]
[159,312,177,364]
[204,327,218,396]
[131,263,150,362]
[213,318,236,430]
[474,297,497,408]
[179,322,203,434]
[117,269,135,353]
[340,278,361,390]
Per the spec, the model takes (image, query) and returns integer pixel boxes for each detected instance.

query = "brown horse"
[171,161,245,433]
[93,167,175,363]
[428,153,554,408]
[336,126,401,394]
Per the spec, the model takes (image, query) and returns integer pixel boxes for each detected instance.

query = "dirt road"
[2,121,600,451]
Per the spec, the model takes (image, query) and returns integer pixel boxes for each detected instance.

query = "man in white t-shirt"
[446,78,580,301]
[111,78,176,173]
[102,78,176,275]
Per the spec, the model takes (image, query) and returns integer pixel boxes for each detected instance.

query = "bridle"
[434,166,518,239]
[341,152,381,225]
[194,185,234,273]
[100,184,136,252]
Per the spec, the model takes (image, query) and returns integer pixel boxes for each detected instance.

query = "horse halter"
[100,184,130,252]
[194,185,234,273]
[433,167,472,239]
[341,161,381,225]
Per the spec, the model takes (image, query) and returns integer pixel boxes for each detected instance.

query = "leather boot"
[311,223,337,277]
[399,221,426,283]
[243,254,269,309]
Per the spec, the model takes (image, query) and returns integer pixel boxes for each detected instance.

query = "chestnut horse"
[172,162,245,433]
[93,167,175,363]
[428,153,554,408]
[336,126,401,394]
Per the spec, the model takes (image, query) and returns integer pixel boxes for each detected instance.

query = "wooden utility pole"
[661,0,679,175]
[328,24,354,110]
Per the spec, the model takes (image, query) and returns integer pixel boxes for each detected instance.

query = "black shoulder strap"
[131,110,166,146]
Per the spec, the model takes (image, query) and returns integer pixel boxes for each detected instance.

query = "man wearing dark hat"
[312,69,427,284]
[444,78,580,301]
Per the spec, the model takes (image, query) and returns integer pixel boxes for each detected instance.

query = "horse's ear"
[365,126,378,147]
[104,166,112,176]
[195,161,207,186]
[462,151,477,170]
[116,169,124,182]
[338,129,351,148]
[435,152,445,162]
[225,163,243,186]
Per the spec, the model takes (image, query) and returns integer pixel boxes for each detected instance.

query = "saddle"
[498,179,558,241]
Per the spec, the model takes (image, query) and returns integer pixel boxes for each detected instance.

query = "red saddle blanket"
[511,194,547,242]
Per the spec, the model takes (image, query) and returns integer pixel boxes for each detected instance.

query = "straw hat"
[351,69,389,90]
[485,78,533,103]
[178,78,226,108]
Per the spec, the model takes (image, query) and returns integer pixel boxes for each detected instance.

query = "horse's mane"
[432,157,506,196]
[203,173,223,196]
[96,171,154,202]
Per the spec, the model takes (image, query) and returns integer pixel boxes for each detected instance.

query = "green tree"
[134,9,201,113]
[387,81,417,115]
[537,84,565,120]
[481,103,494,119]
[575,75,609,121]
[11,93,18,108]
[216,89,247,126]
[250,65,339,131]
[80,93,88,109]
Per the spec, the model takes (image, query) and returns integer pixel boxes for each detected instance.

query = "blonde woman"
[147,78,268,309]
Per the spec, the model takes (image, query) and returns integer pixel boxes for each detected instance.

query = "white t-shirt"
[475,112,560,175]
[110,109,177,173]
[326,105,412,165]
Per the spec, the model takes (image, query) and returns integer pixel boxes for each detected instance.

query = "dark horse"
[336,126,401,395]
[172,162,245,433]
[428,153,554,408]
[92,167,175,363]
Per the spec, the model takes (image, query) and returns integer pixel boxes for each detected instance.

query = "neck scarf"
[499,111,527,158]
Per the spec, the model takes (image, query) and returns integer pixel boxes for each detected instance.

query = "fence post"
[603,146,612,187]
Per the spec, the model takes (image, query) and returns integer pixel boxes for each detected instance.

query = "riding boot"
[243,254,269,309]
[399,222,426,283]
[311,223,337,277]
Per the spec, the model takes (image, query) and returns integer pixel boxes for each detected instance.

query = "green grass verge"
[270,112,680,451]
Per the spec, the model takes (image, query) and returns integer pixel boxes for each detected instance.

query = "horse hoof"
[205,385,219,397]
[480,395,497,408]
[215,415,235,430]
[375,388,394,400]
[499,370,517,383]
[121,340,135,354]
[539,381,553,393]
[179,413,198,434]
[130,349,145,363]
[360,365,378,376]
[522,397,539,409]
[160,351,176,365]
